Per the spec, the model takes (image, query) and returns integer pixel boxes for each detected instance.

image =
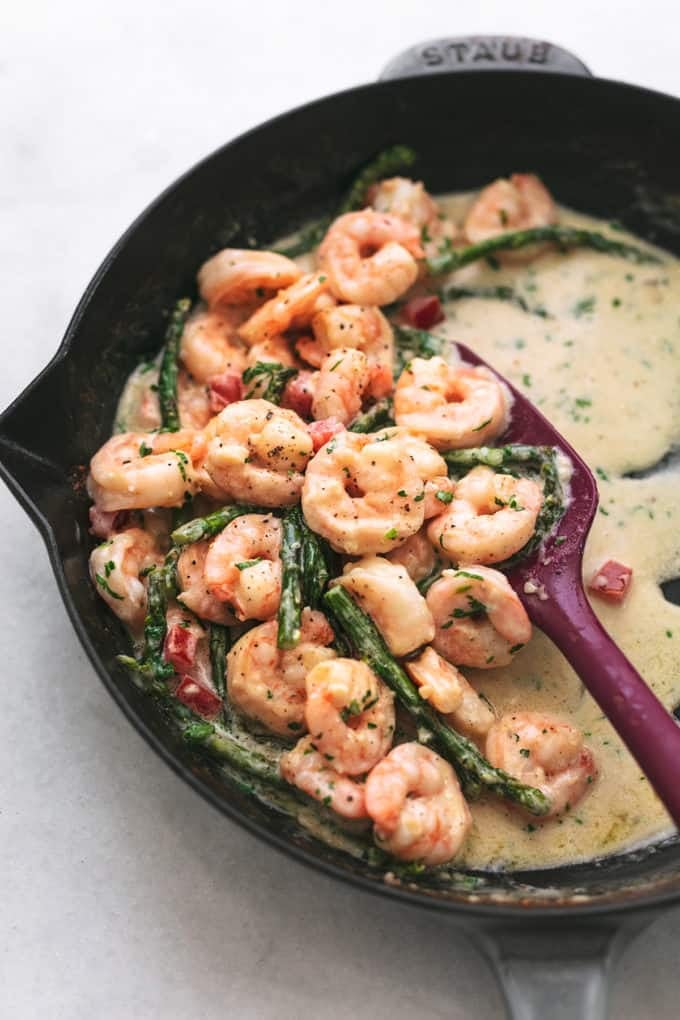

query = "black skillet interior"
[3,68,680,916]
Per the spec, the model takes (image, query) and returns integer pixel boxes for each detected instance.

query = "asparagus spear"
[443,444,565,568]
[337,144,417,215]
[275,221,329,260]
[277,506,304,649]
[444,285,550,319]
[416,564,443,596]
[393,324,446,375]
[299,514,330,610]
[324,585,550,816]
[277,145,417,257]
[209,624,229,702]
[171,503,258,546]
[348,398,395,433]
[117,549,179,680]
[427,226,662,276]
[442,443,552,473]
[158,298,191,432]
[161,698,286,787]
[242,361,297,403]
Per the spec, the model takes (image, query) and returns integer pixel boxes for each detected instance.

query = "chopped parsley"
[95,574,124,600]
[572,295,596,318]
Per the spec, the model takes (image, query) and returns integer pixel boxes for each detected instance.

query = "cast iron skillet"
[3,34,680,1017]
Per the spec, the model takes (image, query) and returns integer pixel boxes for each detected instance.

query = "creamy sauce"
[437,194,680,870]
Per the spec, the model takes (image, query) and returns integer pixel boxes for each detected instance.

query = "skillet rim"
[3,67,680,921]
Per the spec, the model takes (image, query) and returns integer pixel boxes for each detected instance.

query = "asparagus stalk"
[277,145,417,257]
[117,549,179,680]
[324,586,550,816]
[427,226,662,276]
[275,221,329,259]
[300,514,330,610]
[171,503,258,546]
[416,564,443,596]
[444,285,550,319]
[443,443,553,473]
[242,361,297,403]
[160,696,286,787]
[443,445,565,568]
[277,506,304,649]
[158,298,191,432]
[337,144,417,215]
[393,324,446,375]
[209,624,229,702]
[348,398,395,433]
[165,697,478,878]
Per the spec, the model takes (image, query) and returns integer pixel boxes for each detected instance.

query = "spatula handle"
[525,585,680,828]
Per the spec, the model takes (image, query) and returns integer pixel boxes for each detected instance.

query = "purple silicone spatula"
[454,341,680,827]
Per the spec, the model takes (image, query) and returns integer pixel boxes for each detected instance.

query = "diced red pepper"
[88,506,130,539]
[208,371,244,414]
[175,675,223,719]
[308,417,345,452]
[402,295,445,330]
[588,560,633,602]
[281,370,315,419]
[163,624,199,673]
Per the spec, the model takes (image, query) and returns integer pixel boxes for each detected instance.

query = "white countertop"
[3,2,680,1016]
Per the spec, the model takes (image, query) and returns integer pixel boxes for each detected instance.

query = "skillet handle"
[379,36,592,81]
[475,922,645,1020]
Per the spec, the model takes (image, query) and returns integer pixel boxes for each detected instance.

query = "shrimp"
[365,743,471,865]
[305,658,395,775]
[301,427,443,555]
[369,176,457,258]
[246,335,298,368]
[318,210,424,306]
[334,555,434,656]
[280,736,368,819]
[311,347,369,425]
[238,272,333,346]
[394,356,509,450]
[180,307,247,383]
[197,248,302,307]
[204,513,282,621]
[88,429,203,511]
[226,609,336,737]
[464,174,557,261]
[405,647,495,739]
[396,429,456,519]
[385,529,437,584]
[177,540,236,626]
[428,465,543,566]
[304,304,395,398]
[177,369,212,429]
[202,399,313,508]
[89,527,162,631]
[485,712,597,817]
[426,566,531,669]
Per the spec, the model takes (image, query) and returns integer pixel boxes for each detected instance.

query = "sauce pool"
[437,194,680,869]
